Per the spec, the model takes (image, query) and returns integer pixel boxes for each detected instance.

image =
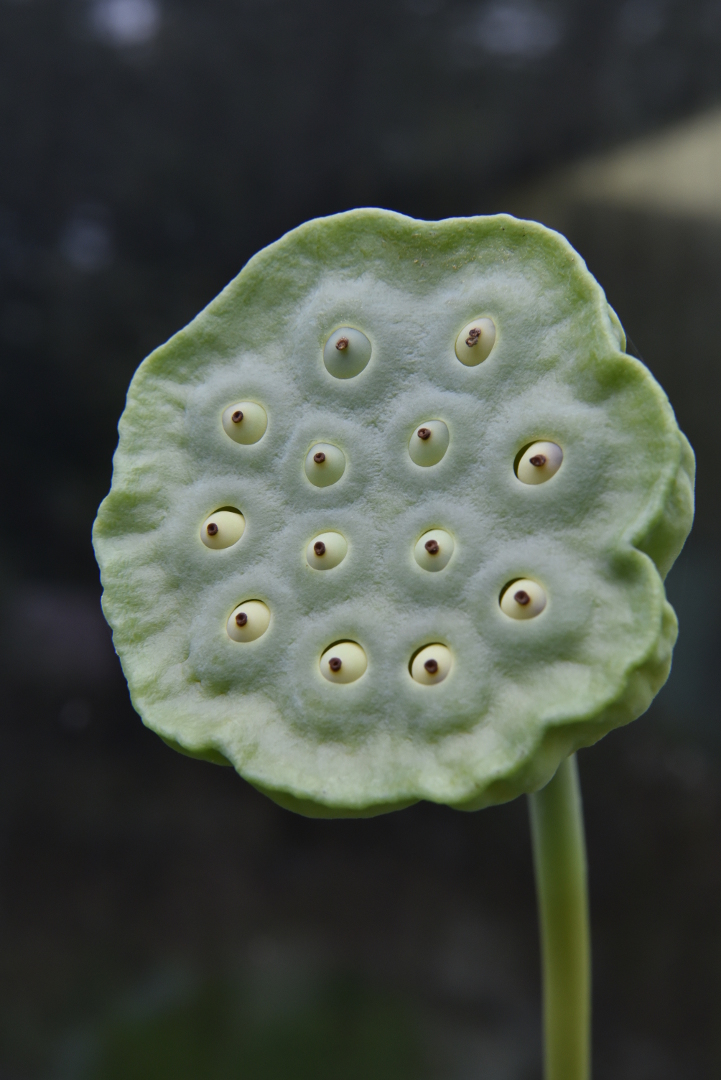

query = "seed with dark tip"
[206,522,219,536]
[329,656,342,672]
[235,612,248,627]
[314,541,326,556]
[335,337,349,351]
[529,454,547,467]
[514,590,531,606]
[313,451,326,464]
[425,539,440,554]
[424,659,439,674]
[417,427,431,440]
[231,410,244,424]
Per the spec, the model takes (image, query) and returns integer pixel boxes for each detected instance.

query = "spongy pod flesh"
[92,209,694,817]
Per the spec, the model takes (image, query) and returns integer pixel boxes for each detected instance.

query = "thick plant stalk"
[529,754,591,1080]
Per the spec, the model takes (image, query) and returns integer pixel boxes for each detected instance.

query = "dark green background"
[1,1,719,1076]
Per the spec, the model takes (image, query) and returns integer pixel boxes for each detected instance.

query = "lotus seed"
[516,441,563,485]
[414,529,454,572]
[500,578,547,620]
[226,599,270,642]
[408,420,449,467]
[455,317,496,366]
[200,509,245,550]
[305,442,345,487]
[222,401,268,445]
[306,531,348,570]
[411,643,452,685]
[320,640,367,684]
[323,327,372,379]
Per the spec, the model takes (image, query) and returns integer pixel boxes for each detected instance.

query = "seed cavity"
[305,443,346,487]
[222,401,268,445]
[414,529,454,572]
[499,578,547,620]
[306,531,348,570]
[410,643,452,685]
[455,317,496,366]
[320,640,367,683]
[516,441,563,485]
[227,599,270,642]
[201,508,245,550]
[408,420,449,467]
[323,327,372,379]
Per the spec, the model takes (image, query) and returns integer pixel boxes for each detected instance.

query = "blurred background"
[1,0,719,1076]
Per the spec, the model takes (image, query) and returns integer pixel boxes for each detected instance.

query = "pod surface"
[93,209,694,817]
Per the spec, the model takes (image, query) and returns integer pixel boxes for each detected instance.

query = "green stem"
[528,754,591,1080]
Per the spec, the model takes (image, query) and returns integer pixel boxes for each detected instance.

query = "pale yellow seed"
[410,643,452,685]
[226,600,270,642]
[221,401,268,444]
[306,531,348,570]
[201,509,245,549]
[516,441,563,485]
[320,641,367,684]
[499,578,547,620]
[414,529,454,572]
[305,443,346,487]
[408,420,450,467]
[454,317,496,366]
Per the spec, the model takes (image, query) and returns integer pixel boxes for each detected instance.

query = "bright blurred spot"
[60,208,113,271]
[468,1,563,59]
[90,0,161,47]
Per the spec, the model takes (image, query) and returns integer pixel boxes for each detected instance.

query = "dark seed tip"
[425,539,440,554]
[231,410,243,423]
[313,451,326,464]
[329,656,342,672]
[514,590,531,606]
[206,522,219,536]
[335,336,349,351]
[424,658,439,674]
[314,541,326,556]
[235,612,248,627]
[465,327,481,346]
[529,454,547,467]
[417,427,431,440]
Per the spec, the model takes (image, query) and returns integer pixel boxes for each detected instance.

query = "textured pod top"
[93,209,694,818]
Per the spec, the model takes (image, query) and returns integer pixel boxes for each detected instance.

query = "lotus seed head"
[500,578,547,620]
[305,443,346,487]
[323,327,372,379]
[516,441,563,485]
[226,599,270,642]
[408,420,449,467]
[200,509,245,549]
[320,641,367,684]
[455,317,496,366]
[306,531,348,570]
[411,644,452,685]
[414,529,454,572]
[221,401,267,445]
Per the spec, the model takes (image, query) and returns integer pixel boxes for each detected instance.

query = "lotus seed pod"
[306,531,348,570]
[201,509,245,550]
[408,420,450,467]
[500,579,547,620]
[320,641,367,684]
[516,441,563,485]
[414,529,454,572]
[411,643,452,685]
[227,600,271,642]
[221,401,268,444]
[93,209,694,817]
[455,317,496,366]
[323,327,372,379]
[304,442,345,487]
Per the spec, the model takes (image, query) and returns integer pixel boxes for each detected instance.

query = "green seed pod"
[304,442,345,487]
[221,401,268,445]
[323,327,372,379]
[408,420,450,467]
[306,531,348,571]
[93,209,694,817]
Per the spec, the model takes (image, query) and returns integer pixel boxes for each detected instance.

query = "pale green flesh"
[93,209,694,817]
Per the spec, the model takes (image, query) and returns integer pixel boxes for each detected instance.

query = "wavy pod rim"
[92,208,694,819]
